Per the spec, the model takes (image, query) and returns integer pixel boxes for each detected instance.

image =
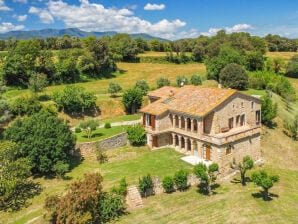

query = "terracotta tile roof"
[141,85,237,116]
[147,86,179,99]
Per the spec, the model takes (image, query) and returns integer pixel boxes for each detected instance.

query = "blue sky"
[0,0,298,39]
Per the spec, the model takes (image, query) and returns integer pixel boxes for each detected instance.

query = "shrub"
[111,177,127,196]
[157,77,171,88]
[285,55,298,78]
[96,149,108,164]
[74,127,81,133]
[52,161,69,179]
[173,169,189,191]
[176,75,188,87]
[261,94,277,126]
[52,85,96,114]
[162,176,174,193]
[122,88,143,114]
[138,174,154,197]
[79,119,100,139]
[126,124,146,146]
[283,113,298,140]
[194,163,219,195]
[190,74,202,86]
[108,82,122,97]
[10,96,42,116]
[219,63,248,90]
[104,122,111,129]
[135,79,150,95]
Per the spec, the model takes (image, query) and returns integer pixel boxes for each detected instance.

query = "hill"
[0,28,168,41]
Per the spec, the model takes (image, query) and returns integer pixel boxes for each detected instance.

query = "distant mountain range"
[0,28,169,41]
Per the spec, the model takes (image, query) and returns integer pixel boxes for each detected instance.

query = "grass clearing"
[266,51,298,61]
[75,125,127,142]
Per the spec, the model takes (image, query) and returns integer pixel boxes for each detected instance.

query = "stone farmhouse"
[140,85,261,174]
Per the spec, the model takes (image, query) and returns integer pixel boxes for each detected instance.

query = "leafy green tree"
[79,119,100,139]
[0,141,40,211]
[206,46,243,80]
[176,75,188,87]
[157,77,171,88]
[192,44,205,62]
[122,88,143,114]
[108,82,122,97]
[285,55,298,78]
[261,94,277,126]
[135,79,150,95]
[52,85,97,114]
[194,163,219,195]
[190,74,202,86]
[126,124,146,146]
[272,57,285,73]
[251,170,279,201]
[162,176,174,193]
[28,72,48,93]
[52,161,70,179]
[231,156,254,186]
[139,174,154,197]
[173,169,189,191]
[0,82,12,128]
[245,51,265,71]
[4,111,75,175]
[219,63,248,90]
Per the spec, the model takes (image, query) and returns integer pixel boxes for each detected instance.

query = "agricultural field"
[266,51,298,61]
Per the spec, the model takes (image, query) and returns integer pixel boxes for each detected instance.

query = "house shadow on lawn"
[196,183,220,195]
[251,191,279,201]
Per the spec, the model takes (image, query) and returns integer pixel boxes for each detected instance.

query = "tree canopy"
[219,63,248,90]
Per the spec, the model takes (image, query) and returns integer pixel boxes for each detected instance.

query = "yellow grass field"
[266,51,298,61]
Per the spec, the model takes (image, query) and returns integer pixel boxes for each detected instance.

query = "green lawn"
[0,147,193,224]
[75,125,128,142]
[102,113,141,123]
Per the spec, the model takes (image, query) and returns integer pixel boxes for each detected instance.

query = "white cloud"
[144,3,165,10]
[0,22,24,33]
[201,24,254,36]
[29,6,54,24]
[13,0,27,3]
[17,14,27,22]
[43,0,185,39]
[0,0,11,11]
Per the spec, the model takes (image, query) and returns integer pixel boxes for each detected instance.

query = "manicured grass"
[102,113,141,123]
[75,125,128,142]
[242,88,267,96]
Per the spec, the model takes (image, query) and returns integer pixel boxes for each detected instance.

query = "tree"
[4,111,75,175]
[176,75,188,87]
[79,119,100,139]
[173,169,189,191]
[135,79,150,95]
[10,96,42,116]
[194,163,219,195]
[126,124,146,146]
[251,170,279,201]
[261,94,277,126]
[28,72,48,93]
[0,141,40,211]
[122,88,143,114]
[192,44,205,62]
[108,82,122,97]
[52,85,97,114]
[219,63,248,90]
[283,113,298,140]
[138,174,154,197]
[285,55,298,78]
[245,51,265,71]
[272,57,285,73]
[0,82,12,128]
[231,156,254,186]
[156,77,171,88]
[190,74,202,86]
[162,176,174,193]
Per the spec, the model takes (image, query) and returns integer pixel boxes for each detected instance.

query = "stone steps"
[126,185,143,209]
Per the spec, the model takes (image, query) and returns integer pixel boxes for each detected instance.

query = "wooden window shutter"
[151,115,156,130]
[152,136,158,147]
[143,114,146,126]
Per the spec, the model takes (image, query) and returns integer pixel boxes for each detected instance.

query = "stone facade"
[141,86,262,175]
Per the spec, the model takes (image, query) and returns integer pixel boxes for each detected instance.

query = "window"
[229,117,234,129]
[232,104,235,109]
[226,145,232,155]
[251,101,254,109]
[236,115,240,126]
[240,114,245,126]
[256,110,261,123]
[146,114,151,126]
[241,102,244,108]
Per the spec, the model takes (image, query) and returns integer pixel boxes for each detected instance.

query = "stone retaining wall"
[75,132,128,156]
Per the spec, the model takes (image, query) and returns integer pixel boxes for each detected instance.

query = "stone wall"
[97,132,128,150]
[76,132,128,156]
